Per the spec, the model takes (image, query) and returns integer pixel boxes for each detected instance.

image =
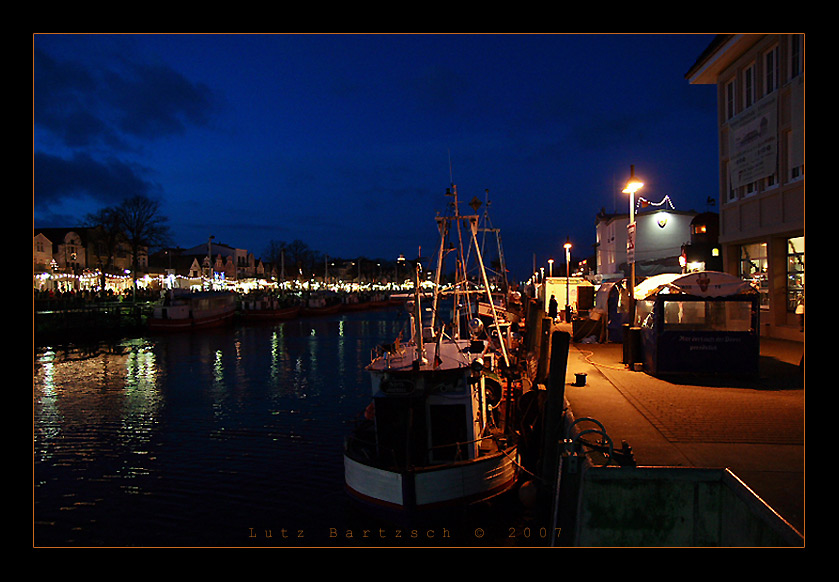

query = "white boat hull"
[344,446,519,511]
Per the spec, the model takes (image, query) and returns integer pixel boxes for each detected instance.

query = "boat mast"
[430,183,510,368]
[412,256,427,366]
[467,214,510,368]
[478,189,508,295]
[430,206,449,338]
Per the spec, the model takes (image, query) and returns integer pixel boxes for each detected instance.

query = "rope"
[576,349,629,371]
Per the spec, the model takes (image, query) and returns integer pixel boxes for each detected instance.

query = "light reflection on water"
[33,308,413,547]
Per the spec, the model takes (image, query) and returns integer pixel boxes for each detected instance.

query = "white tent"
[635,271,756,301]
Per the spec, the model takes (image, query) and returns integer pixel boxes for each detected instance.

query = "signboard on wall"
[728,93,777,189]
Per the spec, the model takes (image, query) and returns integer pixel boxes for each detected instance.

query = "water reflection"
[34,339,162,463]
[33,308,412,546]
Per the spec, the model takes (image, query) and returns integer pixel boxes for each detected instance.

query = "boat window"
[429,405,469,462]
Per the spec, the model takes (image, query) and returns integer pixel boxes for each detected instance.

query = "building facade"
[595,205,698,280]
[687,34,804,341]
[34,227,145,291]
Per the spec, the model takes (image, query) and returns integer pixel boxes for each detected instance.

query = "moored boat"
[240,295,301,321]
[344,185,524,514]
[149,290,236,332]
[302,292,343,316]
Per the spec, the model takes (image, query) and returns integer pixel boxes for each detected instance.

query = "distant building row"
[33,227,272,288]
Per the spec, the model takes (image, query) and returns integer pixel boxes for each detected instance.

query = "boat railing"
[347,430,509,469]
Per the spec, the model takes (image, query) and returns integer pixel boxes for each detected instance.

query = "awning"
[635,271,757,300]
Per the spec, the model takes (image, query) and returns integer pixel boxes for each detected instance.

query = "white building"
[595,202,697,280]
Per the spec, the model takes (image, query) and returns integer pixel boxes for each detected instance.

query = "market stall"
[573,280,630,343]
[635,271,760,376]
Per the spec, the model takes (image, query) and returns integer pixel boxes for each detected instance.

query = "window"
[786,131,804,181]
[725,79,736,120]
[764,45,779,95]
[743,63,755,108]
[787,236,804,313]
[725,161,736,203]
[790,34,803,78]
[739,242,768,308]
[429,405,469,462]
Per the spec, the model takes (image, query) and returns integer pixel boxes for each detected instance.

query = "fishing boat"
[344,185,524,514]
[148,290,236,331]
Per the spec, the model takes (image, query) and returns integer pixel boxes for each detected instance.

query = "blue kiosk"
[634,271,760,377]
[595,280,631,343]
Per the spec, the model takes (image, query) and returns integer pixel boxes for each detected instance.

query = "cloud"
[34,41,218,225]
[101,60,215,139]
[34,151,161,207]
[35,46,217,150]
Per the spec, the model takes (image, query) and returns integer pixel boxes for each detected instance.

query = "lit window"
[739,242,768,308]
[787,236,804,313]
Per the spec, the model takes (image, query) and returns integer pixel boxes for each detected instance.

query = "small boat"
[343,292,390,311]
[344,184,523,515]
[342,294,371,311]
[240,295,301,321]
[301,293,342,316]
[367,295,390,309]
[149,290,236,332]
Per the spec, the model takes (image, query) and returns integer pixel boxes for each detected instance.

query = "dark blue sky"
[33,33,719,281]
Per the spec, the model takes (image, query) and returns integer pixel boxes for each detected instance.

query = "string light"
[637,194,676,210]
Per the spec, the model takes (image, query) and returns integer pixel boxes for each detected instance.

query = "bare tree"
[264,240,288,281]
[115,195,172,287]
[286,239,311,277]
[84,206,126,289]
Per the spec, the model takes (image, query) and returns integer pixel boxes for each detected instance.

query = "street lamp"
[564,237,572,321]
[622,165,643,325]
[548,258,554,278]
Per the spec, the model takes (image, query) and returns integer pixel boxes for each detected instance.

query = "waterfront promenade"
[557,324,805,538]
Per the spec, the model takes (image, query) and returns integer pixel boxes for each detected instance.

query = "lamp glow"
[622,179,644,195]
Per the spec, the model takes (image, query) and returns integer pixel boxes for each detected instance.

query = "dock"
[544,322,804,546]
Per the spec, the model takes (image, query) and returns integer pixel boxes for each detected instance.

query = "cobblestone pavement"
[582,343,804,445]
[560,334,805,535]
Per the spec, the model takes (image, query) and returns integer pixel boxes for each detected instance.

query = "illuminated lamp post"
[548,258,554,278]
[564,237,572,321]
[622,166,643,325]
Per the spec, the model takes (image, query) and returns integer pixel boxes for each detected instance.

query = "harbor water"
[33,307,531,548]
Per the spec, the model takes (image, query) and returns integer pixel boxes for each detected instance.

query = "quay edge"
[526,321,804,547]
